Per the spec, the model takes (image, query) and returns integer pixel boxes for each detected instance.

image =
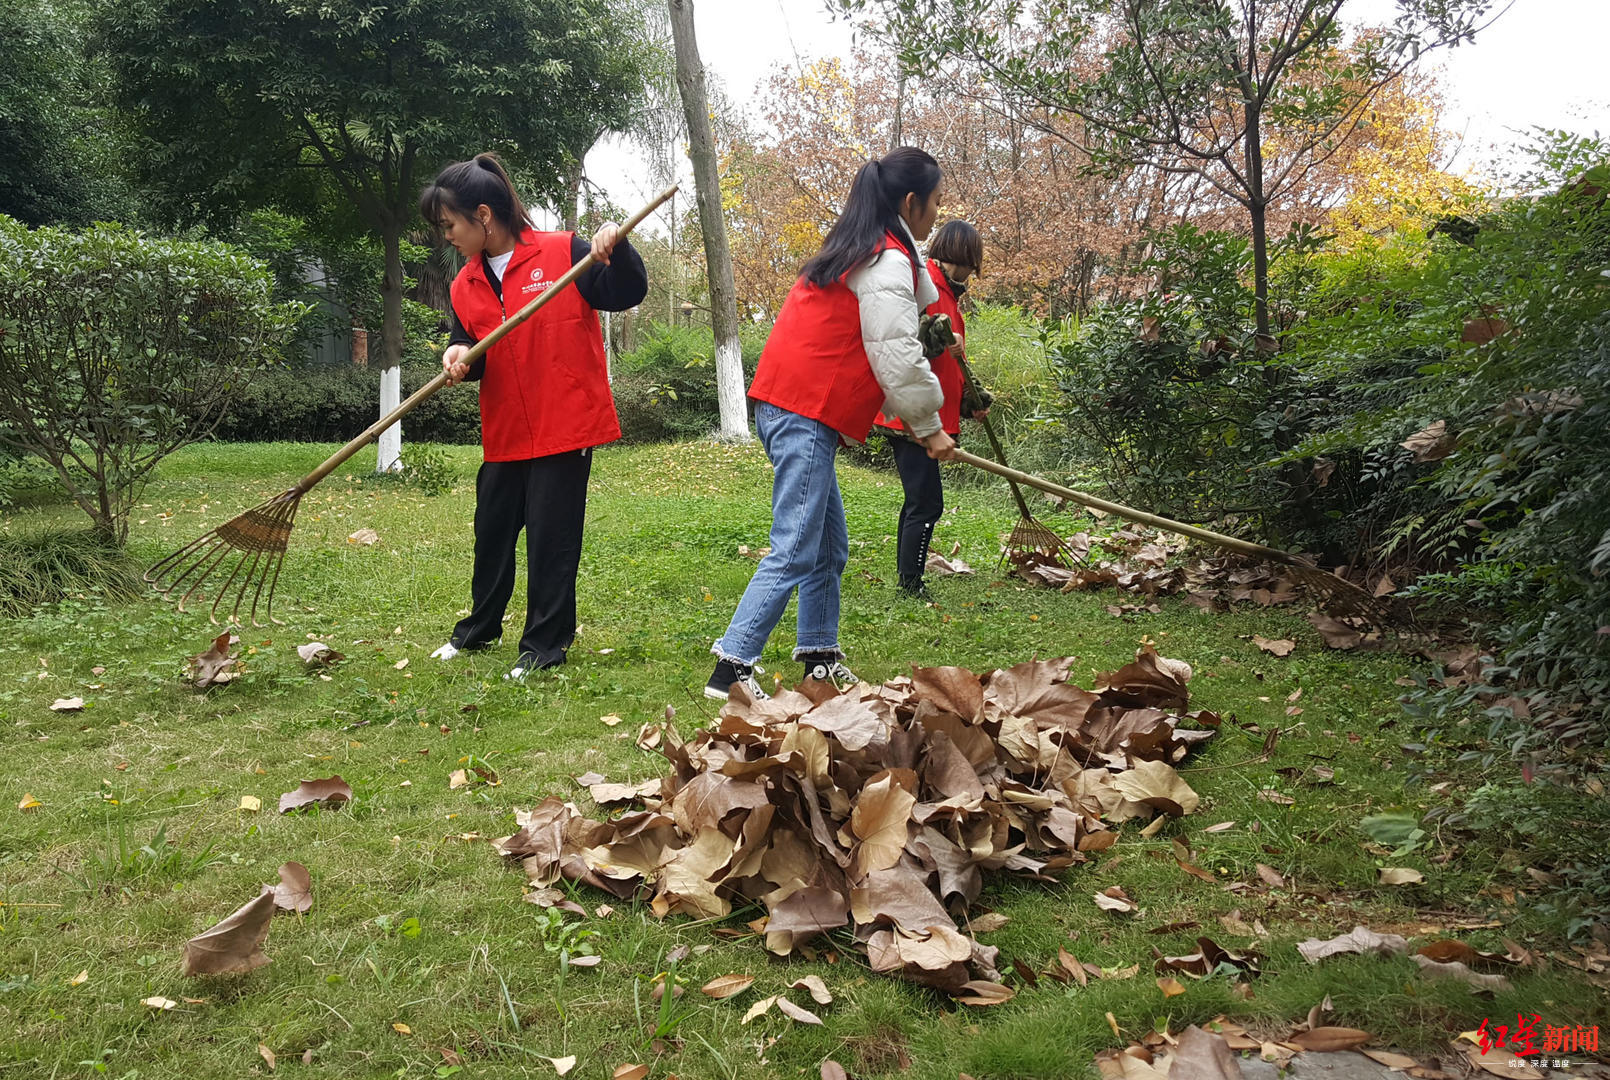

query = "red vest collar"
[459,228,550,288]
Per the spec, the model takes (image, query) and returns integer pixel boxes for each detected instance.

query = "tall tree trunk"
[668,0,750,443]
[891,71,906,149]
[561,158,583,232]
[377,220,404,472]
[1242,103,1273,348]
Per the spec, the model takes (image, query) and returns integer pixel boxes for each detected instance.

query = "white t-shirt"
[485,249,514,283]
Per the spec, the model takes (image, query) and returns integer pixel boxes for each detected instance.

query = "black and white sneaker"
[505,652,562,681]
[705,658,770,701]
[801,653,860,689]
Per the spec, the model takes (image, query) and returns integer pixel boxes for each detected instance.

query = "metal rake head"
[144,489,302,626]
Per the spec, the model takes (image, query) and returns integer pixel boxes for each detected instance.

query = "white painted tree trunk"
[376,365,402,472]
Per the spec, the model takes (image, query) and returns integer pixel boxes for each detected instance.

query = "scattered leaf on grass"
[1157,976,1187,997]
[742,995,778,1024]
[1111,760,1199,816]
[1255,864,1285,888]
[600,714,624,727]
[189,633,242,688]
[393,658,409,671]
[392,1022,412,1035]
[1297,926,1408,963]
[777,997,824,1024]
[1252,637,1295,657]
[613,1064,649,1080]
[1361,1050,1420,1071]
[50,697,84,712]
[821,1063,850,1080]
[69,969,88,986]
[297,642,344,667]
[1410,955,1512,992]
[348,528,379,545]
[1203,821,1234,833]
[1171,1024,1244,1080]
[239,795,261,812]
[1059,948,1089,987]
[259,1044,276,1071]
[268,861,313,914]
[278,776,352,813]
[1308,613,1363,651]
[1095,886,1137,913]
[569,955,601,968]
[956,980,1015,1006]
[182,889,275,975]
[1378,868,1425,886]
[543,1056,577,1076]
[1256,789,1295,806]
[1291,1027,1371,1052]
[18,793,41,811]
[789,974,833,1005]
[141,996,178,1010]
[969,912,1010,933]
[700,974,755,999]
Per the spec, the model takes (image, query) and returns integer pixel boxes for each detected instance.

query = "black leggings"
[890,436,945,581]
[450,449,593,666]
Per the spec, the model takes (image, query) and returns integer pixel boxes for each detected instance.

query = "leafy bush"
[0,216,304,542]
[611,322,765,443]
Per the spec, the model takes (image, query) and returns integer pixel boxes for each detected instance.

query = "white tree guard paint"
[376,364,403,472]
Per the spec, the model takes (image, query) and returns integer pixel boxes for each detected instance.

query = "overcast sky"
[562,0,1607,230]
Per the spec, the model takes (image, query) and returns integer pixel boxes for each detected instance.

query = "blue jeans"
[713,401,848,665]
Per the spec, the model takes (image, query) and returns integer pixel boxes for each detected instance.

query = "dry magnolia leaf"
[1095,886,1137,914]
[1308,613,1363,651]
[18,793,41,811]
[613,1066,649,1080]
[1378,868,1425,886]
[1410,954,1512,992]
[278,776,352,813]
[600,714,624,727]
[50,696,84,711]
[544,1056,577,1076]
[790,974,833,1005]
[776,996,824,1025]
[1171,1024,1244,1080]
[1251,636,1295,657]
[189,632,242,688]
[821,1063,850,1080]
[956,980,1015,1006]
[969,912,1010,933]
[259,1044,276,1071]
[742,995,778,1024]
[141,996,178,1010]
[69,969,88,986]
[1111,760,1199,816]
[347,528,379,545]
[1291,1027,1371,1052]
[699,974,755,999]
[268,861,313,914]
[1361,1050,1420,1071]
[182,889,275,975]
[1297,926,1408,963]
[1157,976,1187,997]
[239,795,262,813]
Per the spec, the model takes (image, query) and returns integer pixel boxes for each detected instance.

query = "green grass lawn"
[0,440,1602,1080]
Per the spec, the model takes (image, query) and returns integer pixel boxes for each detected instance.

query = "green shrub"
[0,528,141,617]
[0,216,304,542]
[611,322,764,443]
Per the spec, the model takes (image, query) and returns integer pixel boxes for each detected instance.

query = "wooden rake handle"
[950,448,1311,568]
[293,184,680,494]
[952,351,1035,521]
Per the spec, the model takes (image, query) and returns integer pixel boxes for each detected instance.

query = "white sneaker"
[431,642,460,661]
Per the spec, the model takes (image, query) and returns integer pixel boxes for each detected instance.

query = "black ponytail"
[800,146,941,287]
[418,152,532,238]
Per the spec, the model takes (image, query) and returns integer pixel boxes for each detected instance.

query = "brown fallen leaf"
[1112,760,1199,816]
[1157,976,1187,997]
[1255,864,1285,888]
[268,861,312,914]
[1308,613,1363,651]
[347,527,379,545]
[18,793,41,811]
[1378,868,1425,886]
[1361,1050,1420,1071]
[259,1044,276,1071]
[1171,1024,1244,1080]
[543,1056,577,1076]
[1203,821,1235,833]
[1252,636,1295,657]
[141,995,179,1010]
[1402,421,1454,463]
[789,974,833,1005]
[1297,926,1409,963]
[50,697,84,712]
[239,795,262,813]
[1059,947,1089,987]
[700,974,755,999]
[969,912,1010,933]
[1410,954,1512,991]
[69,969,88,987]
[1256,789,1295,806]
[189,632,242,688]
[777,997,824,1025]
[278,776,352,813]
[821,1063,850,1080]
[956,980,1015,1006]
[182,889,275,975]
[742,995,778,1024]
[1094,886,1137,914]
[1291,1027,1371,1052]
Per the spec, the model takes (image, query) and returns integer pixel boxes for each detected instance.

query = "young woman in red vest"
[419,153,647,680]
[875,218,988,598]
[706,147,954,702]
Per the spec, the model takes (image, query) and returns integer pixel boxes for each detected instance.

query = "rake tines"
[144,489,302,626]
[1004,514,1086,569]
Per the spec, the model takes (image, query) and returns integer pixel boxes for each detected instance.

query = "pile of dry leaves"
[493,648,1219,1000]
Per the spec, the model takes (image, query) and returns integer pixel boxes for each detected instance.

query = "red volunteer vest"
[749,231,918,443]
[449,229,621,462]
[876,260,965,436]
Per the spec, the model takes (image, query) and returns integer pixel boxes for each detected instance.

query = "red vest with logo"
[876,259,965,436]
[749,231,917,443]
[448,229,621,462]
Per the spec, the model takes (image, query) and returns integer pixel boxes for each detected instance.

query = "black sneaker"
[705,658,770,701]
[800,652,860,689]
[898,575,933,600]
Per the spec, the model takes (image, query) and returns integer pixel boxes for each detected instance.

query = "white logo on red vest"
[522,266,555,295]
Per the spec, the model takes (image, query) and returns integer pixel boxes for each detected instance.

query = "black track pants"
[450,449,593,666]
[890,436,944,581]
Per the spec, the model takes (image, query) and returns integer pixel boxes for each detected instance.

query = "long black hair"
[418,153,532,238]
[800,146,941,287]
